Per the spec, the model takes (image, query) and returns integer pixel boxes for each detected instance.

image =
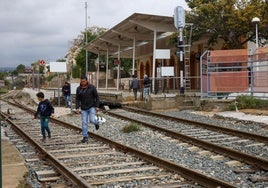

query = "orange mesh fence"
[253,71,268,92]
[201,48,268,95]
[253,47,268,61]
[210,49,248,63]
[209,71,248,92]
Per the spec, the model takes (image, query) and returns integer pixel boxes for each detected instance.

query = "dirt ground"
[239,109,268,116]
[2,139,28,188]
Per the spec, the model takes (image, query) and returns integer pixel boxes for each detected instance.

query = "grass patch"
[229,95,268,110]
[0,88,8,95]
[122,122,141,133]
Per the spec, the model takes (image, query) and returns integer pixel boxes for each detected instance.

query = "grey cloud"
[0,0,188,68]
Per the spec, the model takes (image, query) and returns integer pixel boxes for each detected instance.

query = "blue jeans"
[40,116,51,138]
[143,87,150,99]
[64,95,70,107]
[81,107,98,138]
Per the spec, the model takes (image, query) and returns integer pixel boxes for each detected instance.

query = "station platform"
[22,88,186,111]
[97,88,184,110]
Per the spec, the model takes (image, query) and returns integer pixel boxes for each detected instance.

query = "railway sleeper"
[35,169,60,182]
[250,175,268,182]
[88,174,180,185]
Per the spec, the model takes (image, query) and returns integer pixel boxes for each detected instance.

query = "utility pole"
[38,64,40,91]
[0,100,2,188]
[85,2,88,79]
[32,66,35,90]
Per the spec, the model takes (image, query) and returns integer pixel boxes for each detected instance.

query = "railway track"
[108,107,268,170]
[103,108,268,184]
[1,91,240,187]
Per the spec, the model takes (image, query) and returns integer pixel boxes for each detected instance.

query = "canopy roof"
[86,13,177,58]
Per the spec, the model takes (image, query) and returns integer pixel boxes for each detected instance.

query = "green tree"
[75,48,98,74]
[72,26,107,78]
[72,65,82,78]
[120,58,132,77]
[185,0,268,49]
[0,72,8,80]
[16,64,26,73]
[56,58,66,62]
[11,69,18,76]
[11,64,25,75]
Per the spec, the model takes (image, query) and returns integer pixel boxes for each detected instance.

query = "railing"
[201,48,268,99]
[128,76,201,95]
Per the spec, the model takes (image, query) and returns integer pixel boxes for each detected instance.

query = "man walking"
[130,75,140,100]
[143,74,150,100]
[62,82,71,108]
[75,76,100,143]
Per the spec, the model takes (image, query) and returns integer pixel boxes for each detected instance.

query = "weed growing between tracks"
[228,95,268,111]
[122,122,141,133]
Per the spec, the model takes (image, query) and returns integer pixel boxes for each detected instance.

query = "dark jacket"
[75,84,99,110]
[34,99,54,118]
[62,83,71,96]
[143,77,150,88]
[130,78,140,90]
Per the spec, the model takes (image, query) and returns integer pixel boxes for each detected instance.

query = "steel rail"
[46,116,238,187]
[123,106,268,144]
[88,131,238,188]
[1,99,238,187]
[0,112,92,188]
[108,109,268,171]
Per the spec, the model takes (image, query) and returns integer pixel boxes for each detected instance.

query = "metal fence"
[201,47,268,99]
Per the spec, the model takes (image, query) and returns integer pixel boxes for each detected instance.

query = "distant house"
[24,67,33,73]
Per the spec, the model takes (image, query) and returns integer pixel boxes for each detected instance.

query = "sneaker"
[42,136,46,142]
[81,137,88,143]
[48,134,51,138]
[95,123,99,130]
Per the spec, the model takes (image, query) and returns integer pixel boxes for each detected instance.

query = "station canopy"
[86,13,177,58]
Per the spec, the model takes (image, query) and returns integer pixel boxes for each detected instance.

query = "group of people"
[34,74,150,143]
[34,76,100,143]
[130,74,151,100]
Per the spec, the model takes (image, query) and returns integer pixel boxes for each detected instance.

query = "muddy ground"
[2,139,28,188]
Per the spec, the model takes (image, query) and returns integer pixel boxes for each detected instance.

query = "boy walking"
[34,92,54,141]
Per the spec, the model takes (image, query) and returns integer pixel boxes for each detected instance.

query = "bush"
[0,88,8,95]
[122,123,140,133]
[236,95,268,109]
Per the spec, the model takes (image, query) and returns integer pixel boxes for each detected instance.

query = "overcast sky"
[0,0,188,68]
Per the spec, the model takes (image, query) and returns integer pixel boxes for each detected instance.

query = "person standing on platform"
[143,74,151,100]
[34,92,54,141]
[62,81,71,108]
[75,76,100,143]
[130,75,140,100]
